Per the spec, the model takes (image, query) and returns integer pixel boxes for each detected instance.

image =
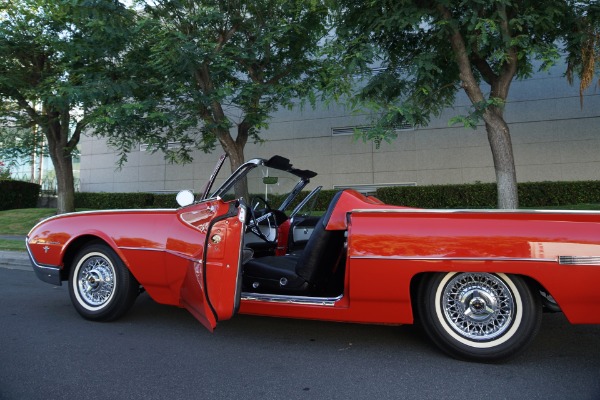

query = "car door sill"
[241,292,343,306]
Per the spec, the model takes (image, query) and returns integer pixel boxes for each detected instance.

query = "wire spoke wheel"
[442,273,514,342]
[419,272,542,362]
[69,242,138,321]
[75,254,116,309]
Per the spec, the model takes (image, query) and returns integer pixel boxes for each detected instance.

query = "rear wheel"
[68,242,138,321]
[418,272,541,362]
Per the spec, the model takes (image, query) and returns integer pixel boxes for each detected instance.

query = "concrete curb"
[0,235,27,241]
[0,250,32,271]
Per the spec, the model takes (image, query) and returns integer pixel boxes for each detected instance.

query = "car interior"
[207,155,350,298]
[210,156,317,259]
[242,190,347,297]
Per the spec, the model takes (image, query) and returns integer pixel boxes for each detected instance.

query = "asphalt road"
[1,264,600,400]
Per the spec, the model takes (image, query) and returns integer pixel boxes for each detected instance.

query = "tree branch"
[471,54,497,86]
[437,4,485,105]
[266,65,295,85]
[236,118,250,148]
[493,4,518,100]
[8,89,40,123]
[214,25,239,53]
[67,118,86,151]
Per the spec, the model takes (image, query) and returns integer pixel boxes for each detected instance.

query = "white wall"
[79,65,600,193]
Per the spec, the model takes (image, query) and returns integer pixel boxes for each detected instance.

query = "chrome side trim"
[118,246,202,263]
[28,209,178,232]
[349,208,600,215]
[201,153,227,200]
[558,256,600,265]
[233,208,247,314]
[241,292,343,306]
[350,255,557,263]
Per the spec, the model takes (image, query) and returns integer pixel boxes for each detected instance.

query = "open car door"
[179,200,246,331]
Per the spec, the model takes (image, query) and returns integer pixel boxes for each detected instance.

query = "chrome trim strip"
[25,239,53,268]
[241,292,343,306]
[69,208,176,214]
[211,159,263,199]
[349,208,600,215]
[118,246,202,263]
[201,153,227,200]
[233,209,247,313]
[558,256,600,265]
[25,238,62,285]
[289,185,322,217]
[29,209,178,232]
[350,255,557,263]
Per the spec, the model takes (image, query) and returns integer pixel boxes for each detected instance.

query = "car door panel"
[178,200,245,330]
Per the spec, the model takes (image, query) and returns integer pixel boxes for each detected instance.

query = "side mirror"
[176,190,195,207]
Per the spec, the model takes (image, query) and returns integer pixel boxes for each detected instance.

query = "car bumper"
[25,239,62,286]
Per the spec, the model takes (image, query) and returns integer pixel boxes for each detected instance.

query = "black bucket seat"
[243,190,346,295]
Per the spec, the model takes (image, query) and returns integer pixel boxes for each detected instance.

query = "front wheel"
[418,272,541,362]
[68,242,138,321]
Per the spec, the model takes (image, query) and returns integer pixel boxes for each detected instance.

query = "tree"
[93,0,330,174]
[0,0,135,213]
[332,0,600,208]
[0,160,10,180]
[0,102,48,183]
[566,2,600,104]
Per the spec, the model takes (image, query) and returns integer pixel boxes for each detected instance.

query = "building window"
[139,141,181,152]
[331,123,414,137]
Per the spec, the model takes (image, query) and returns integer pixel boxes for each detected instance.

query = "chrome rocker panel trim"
[241,292,343,306]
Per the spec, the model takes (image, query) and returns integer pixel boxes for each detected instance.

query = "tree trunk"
[225,140,245,173]
[483,109,518,209]
[55,155,75,214]
[46,135,75,214]
[43,109,76,214]
[438,5,519,209]
[215,124,248,199]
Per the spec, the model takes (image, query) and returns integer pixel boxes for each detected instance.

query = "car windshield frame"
[209,156,316,212]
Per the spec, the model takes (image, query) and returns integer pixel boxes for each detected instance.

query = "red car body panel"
[345,210,600,325]
[28,198,245,331]
[27,188,600,328]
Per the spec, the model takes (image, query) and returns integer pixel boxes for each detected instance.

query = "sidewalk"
[0,250,32,271]
[0,235,27,241]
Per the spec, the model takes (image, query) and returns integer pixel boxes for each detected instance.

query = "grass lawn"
[0,208,58,235]
[0,208,58,252]
[0,239,26,251]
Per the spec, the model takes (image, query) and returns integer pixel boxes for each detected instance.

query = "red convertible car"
[27,155,600,362]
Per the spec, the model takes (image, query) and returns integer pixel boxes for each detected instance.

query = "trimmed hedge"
[375,181,600,209]
[152,193,180,208]
[72,180,600,211]
[0,180,41,210]
[266,189,340,211]
[75,192,178,209]
[73,190,339,211]
[517,181,600,207]
[376,183,497,208]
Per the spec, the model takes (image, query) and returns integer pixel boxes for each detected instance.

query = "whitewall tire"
[68,242,138,321]
[418,272,542,362]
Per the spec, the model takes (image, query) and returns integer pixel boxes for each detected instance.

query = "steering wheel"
[247,196,277,243]
[251,196,273,213]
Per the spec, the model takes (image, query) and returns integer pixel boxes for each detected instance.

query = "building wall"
[79,64,600,193]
